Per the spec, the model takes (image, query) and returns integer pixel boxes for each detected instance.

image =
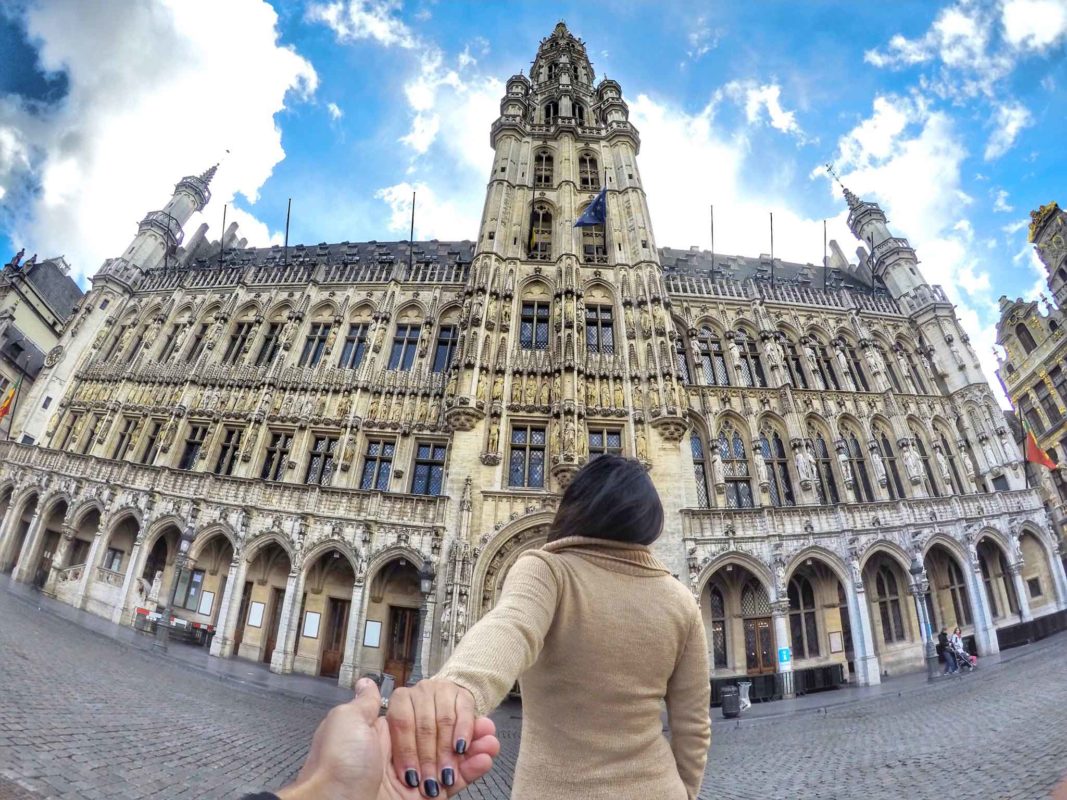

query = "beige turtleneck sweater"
[436,536,710,800]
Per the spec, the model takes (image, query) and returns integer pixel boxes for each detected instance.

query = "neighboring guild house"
[1,22,1065,700]
[996,202,1067,568]
[0,254,83,441]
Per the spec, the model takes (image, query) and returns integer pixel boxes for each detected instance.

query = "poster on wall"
[197,590,215,617]
[363,620,382,648]
[302,611,321,639]
[248,601,265,628]
[829,631,844,654]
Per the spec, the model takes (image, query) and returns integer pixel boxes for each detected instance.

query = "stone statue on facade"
[753,445,770,488]
[795,444,816,485]
[491,374,504,402]
[902,444,924,484]
[934,445,952,484]
[868,444,888,486]
[764,336,784,370]
[710,449,726,490]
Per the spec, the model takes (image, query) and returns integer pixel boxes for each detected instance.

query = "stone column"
[113,539,146,626]
[908,578,940,679]
[770,600,794,700]
[1048,543,1067,610]
[270,568,305,675]
[337,579,367,688]
[964,548,1000,657]
[1009,562,1033,622]
[421,593,438,678]
[71,531,106,610]
[0,504,24,571]
[845,578,881,686]
[209,557,247,658]
[12,511,45,584]
[43,525,77,596]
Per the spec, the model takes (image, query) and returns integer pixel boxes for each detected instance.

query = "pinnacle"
[199,163,219,185]
[553,20,569,37]
[842,185,862,210]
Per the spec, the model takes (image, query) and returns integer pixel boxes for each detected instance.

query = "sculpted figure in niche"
[753,445,770,487]
[868,444,887,486]
[552,374,561,404]
[764,336,784,369]
[476,371,488,402]
[710,449,725,488]
[488,423,500,453]
[511,374,523,404]
[902,444,924,483]
[795,444,816,484]
[564,418,576,453]
[805,345,825,389]
[837,447,854,486]
[491,374,504,402]
[613,382,624,408]
[600,379,611,408]
[524,375,537,405]
[586,379,598,407]
[649,381,661,409]
[934,445,952,484]
[635,426,648,460]
[540,380,550,406]
[727,337,741,368]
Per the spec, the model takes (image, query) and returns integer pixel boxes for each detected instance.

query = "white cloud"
[327,102,344,120]
[0,0,316,284]
[719,81,805,140]
[984,101,1033,159]
[306,0,416,49]
[375,181,477,240]
[685,17,719,63]
[1002,0,1067,50]
[993,189,1014,212]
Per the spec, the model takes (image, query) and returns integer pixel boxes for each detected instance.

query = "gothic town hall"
[2,23,1065,699]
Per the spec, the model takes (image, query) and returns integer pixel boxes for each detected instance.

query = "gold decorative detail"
[1028,202,1059,243]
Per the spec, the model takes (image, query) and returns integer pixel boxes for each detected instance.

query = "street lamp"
[407,557,436,685]
[909,556,940,679]
[153,525,195,653]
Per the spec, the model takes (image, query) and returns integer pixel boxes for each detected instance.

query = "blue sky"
[1,0,1065,395]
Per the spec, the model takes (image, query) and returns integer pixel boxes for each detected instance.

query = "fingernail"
[442,768,455,787]
[455,738,467,754]
[424,778,440,797]
[404,769,419,788]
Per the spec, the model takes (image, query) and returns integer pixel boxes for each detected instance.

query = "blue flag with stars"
[574,187,607,227]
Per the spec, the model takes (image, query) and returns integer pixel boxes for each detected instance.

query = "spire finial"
[199,163,219,185]
[825,163,861,210]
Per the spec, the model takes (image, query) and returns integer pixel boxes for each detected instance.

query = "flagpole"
[769,212,775,287]
[284,198,292,266]
[9,370,23,441]
[823,219,828,292]
[709,205,715,278]
[409,191,416,278]
[219,203,227,267]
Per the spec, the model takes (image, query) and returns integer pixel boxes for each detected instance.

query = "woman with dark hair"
[386,455,710,799]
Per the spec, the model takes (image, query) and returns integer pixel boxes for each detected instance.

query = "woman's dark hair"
[547,455,663,545]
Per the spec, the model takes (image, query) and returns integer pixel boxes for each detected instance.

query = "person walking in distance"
[386,455,711,799]
[938,627,957,674]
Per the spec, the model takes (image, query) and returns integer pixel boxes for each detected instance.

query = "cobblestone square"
[2,589,1066,799]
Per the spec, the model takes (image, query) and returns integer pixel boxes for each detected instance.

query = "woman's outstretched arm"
[665,609,711,800]
[386,552,559,797]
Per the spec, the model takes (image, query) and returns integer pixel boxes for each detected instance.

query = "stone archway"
[474,518,552,618]
[695,556,777,679]
[861,545,924,674]
[0,490,39,575]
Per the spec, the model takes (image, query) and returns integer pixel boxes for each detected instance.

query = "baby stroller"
[950,646,977,673]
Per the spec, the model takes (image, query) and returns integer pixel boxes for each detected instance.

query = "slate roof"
[21,258,83,321]
[186,239,477,269]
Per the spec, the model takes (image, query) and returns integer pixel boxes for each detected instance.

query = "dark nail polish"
[404,769,419,788]
[424,778,440,797]
[455,738,467,754]
[442,768,455,787]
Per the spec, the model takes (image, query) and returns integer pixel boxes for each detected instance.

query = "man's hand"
[277,678,499,800]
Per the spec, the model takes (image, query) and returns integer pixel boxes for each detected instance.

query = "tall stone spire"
[199,163,219,186]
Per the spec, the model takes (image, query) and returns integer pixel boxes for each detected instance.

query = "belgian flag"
[0,377,19,423]
[1022,419,1058,470]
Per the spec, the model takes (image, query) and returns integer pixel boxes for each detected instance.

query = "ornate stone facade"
[2,24,1065,691]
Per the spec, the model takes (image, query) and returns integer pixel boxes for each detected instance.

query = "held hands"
[386,679,481,799]
[277,677,498,800]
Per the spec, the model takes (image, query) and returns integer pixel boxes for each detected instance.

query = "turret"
[839,183,926,301]
[1029,202,1067,307]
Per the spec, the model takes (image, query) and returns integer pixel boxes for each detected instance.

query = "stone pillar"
[209,557,247,658]
[0,503,24,571]
[908,579,940,679]
[421,593,438,678]
[1048,543,1067,610]
[964,548,1000,657]
[71,531,106,610]
[845,578,881,686]
[113,539,145,626]
[337,579,367,688]
[43,525,77,596]
[12,511,45,584]
[1009,562,1033,622]
[770,600,794,700]
[270,569,305,675]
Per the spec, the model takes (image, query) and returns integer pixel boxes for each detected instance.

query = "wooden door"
[34,531,61,589]
[232,581,253,653]
[743,617,776,675]
[319,597,351,678]
[263,586,285,664]
[384,606,419,686]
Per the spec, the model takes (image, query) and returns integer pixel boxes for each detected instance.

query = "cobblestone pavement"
[2,588,1066,799]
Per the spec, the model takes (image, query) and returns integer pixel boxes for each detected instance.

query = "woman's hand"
[386,678,480,798]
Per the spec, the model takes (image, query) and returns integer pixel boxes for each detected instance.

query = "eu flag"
[574,187,607,227]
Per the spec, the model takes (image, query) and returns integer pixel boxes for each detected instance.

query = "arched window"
[911,430,940,497]
[718,424,754,509]
[529,203,553,261]
[533,150,554,187]
[579,207,607,264]
[544,101,559,125]
[874,565,907,643]
[741,581,772,616]
[698,327,730,386]
[788,576,820,659]
[812,337,840,389]
[812,431,841,505]
[844,340,870,391]
[1015,323,1037,354]
[710,586,728,669]
[578,152,599,190]
[945,559,972,626]
[783,335,808,388]
[675,336,691,383]
[877,344,903,392]
[760,430,795,507]
[846,432,875,502]
[734,330,766,388]
[691,433,712,509]
[899,346,928,393]
[878,431,907,500]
